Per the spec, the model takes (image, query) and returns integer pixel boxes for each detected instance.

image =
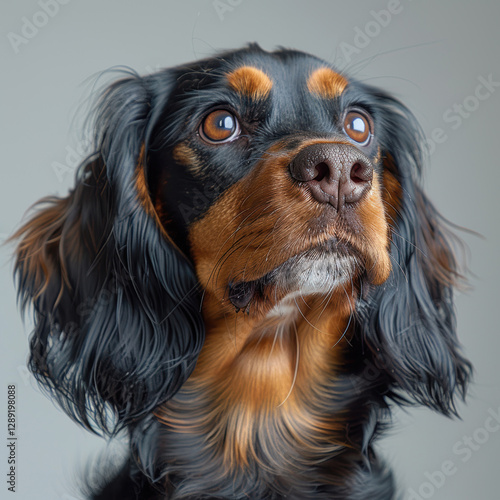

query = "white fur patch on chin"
[289,254,357,293]
[266,253,358,319]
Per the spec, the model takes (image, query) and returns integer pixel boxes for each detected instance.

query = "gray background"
[1,1,499,499]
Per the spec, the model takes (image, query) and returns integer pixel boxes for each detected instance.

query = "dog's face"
[147,50,396,319]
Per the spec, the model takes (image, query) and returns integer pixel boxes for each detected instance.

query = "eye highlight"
[343,111,372,145]
[200,110,240,143]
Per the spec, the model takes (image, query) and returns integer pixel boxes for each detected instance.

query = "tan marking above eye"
[226,66,273,99]
[343,111,371,144]
[307,67,348,98]
[200,110,240,143]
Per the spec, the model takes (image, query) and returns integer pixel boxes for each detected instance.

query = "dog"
[12,44,471,499]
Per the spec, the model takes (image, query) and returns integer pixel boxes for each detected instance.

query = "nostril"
[313,162,329,182]
[289,144,374,208]
[350,162,372,184]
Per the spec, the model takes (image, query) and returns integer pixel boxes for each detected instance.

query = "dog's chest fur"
[156,292,358,494]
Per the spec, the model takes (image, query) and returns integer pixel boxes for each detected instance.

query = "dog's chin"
[228,239,361,313]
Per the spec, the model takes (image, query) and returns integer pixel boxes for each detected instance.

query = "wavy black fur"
[350,86,471,415]
[13,69,205,458]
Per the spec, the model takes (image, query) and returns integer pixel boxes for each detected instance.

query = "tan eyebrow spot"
[307,67,348,98]
[227,66,273,99]
[173,142,202,176]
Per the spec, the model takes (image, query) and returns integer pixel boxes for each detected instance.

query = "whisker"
[293,296,329,336]
[330,284,354,349]
[277,321,300,408]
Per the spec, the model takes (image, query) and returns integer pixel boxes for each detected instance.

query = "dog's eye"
[343,111,372,145]
[200,110,240,143]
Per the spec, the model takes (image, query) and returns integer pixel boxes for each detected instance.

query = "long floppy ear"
[12,71,204,435]
[357,89,472,415]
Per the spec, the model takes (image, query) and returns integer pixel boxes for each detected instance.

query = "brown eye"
[200,110,240,143]
[343,111,372,144]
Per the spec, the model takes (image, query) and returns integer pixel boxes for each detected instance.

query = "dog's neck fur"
[156,288,370,495]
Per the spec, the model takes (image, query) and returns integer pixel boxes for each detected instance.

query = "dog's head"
[159,56,391,316]
[12,45,470,439]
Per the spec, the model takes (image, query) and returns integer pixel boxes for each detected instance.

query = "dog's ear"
[12,71,205,434]
[357,88,472,415]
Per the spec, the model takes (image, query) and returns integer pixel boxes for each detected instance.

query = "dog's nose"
[289,143,373,210]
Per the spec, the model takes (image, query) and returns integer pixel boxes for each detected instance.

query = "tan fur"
[157,138,392,472]
[134,146,182,252]
[172,142,203,176]
[227,66,273,99]
[381,155,403,228]
[307,67,348,99]
[157,289,355,470]
[10,197,71,302]
[188,139,391,316]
